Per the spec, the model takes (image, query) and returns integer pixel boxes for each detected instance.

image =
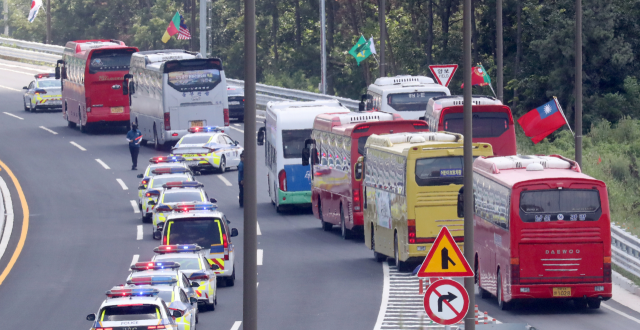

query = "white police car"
[136,156,191,208]
[127,261,198,303]
[141,171,195,223]
[171,126,243,173]
[151,182,215,240]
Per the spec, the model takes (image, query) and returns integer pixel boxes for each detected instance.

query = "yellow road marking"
[0,159,29,286]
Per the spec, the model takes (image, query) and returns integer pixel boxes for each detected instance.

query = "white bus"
[124,50,229,150]
[257,100,350,212]
[359,75,450,120]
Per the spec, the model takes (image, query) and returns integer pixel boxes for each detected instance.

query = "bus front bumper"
[277,190,312,205]
[510,283,612,300]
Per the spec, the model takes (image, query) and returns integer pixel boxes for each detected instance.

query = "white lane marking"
[257,249,263,266]
[39,126,58,134]
[373,262,390,330]
[131,254,140,266]
[0,62,52,72]
[257,222,261,235]
[3,112,23,119]
[69,141,86,151]
[233,124,241,127]
[603,303,640,324]
[130,200,140,214]
[0,85,22,92]
[217,175,232,187]
[137,225,143,240]
[116,179,129,190]
[230,126,244,133]
[95,159,111,169]
[230,321,242,330]
[0,176,15,263]
[257,282,259,288]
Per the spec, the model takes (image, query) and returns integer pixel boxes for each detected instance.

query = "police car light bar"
[127,276,178,286]
[130,261,181,271]
[188,126,224,133]
[106,286,160,298]
[162,181,204,189]
[146,190,161,197]
[149,156,186,164]
[154,244,203,254]
[173,202,217,213]
[35,73,56,79]
[151,167,190,175]
[155,204,172,213]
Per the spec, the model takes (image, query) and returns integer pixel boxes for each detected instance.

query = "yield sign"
[416,226,474,277]
[423,278,469,325]
[429,64,458,87]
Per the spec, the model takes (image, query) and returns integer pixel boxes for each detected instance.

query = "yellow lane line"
[0,159,29,286]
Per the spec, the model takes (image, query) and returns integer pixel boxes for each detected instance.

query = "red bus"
[423,95,516,156]
[55,40,138,132]
[306,111,429,239]
[462,155,611,309]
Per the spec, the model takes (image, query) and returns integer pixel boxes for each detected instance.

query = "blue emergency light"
[188,126,224,134]
[106,286,160,298]
[151,167,190,175]
[130,261,181,272]
[127,276,178,286]
[154,244,203,254]
[149,156,186,164]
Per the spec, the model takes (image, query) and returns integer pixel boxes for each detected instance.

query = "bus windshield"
[519,189,602,222]
[167,219,223,247]
[442,112,510,138]
[89,49,134,73]
[282,129,313,159]
[388,92,446,111]
[99,305,159,321]
[415,156,475,186]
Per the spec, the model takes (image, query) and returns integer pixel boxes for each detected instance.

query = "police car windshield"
[167,219,223,247]
[157,291,173,302]
[37,80,60,88]
[152,176,189,188]
[156,257,201,270]
[181,135,212,145]
[99,304,160,321]
[163,191,203,203]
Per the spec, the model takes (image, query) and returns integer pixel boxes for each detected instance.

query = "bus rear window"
[99,304,159,321]
[519,190,602,222]
[89,49,134,73]
[282,129,313,159]
[167,219,223,247]
[388,92,446,111]
[168,69,222,92]
[442,112,509,138]
[415,156,466,186]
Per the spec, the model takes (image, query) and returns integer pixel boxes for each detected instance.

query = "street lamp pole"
[575,0,582,166]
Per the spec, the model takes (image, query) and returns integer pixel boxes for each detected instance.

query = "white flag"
[28,0,43,23]
[369,37,377,55]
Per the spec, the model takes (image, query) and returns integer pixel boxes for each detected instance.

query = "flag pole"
[554,96,574,137]
[487,83,497,98]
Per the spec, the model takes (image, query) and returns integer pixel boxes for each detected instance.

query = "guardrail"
[611,224,640,279]
[0,37,360,110]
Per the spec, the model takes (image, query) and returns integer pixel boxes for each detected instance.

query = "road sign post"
[423,279,469,325]
[429,64,458,87]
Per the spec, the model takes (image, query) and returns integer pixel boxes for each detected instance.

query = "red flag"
[517,100,566,144]
[597,157,602,164]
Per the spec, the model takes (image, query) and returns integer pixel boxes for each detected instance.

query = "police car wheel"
[29,101,35,112]
[207,300,215,311]
[24,99,29,111]
[225,268,235,287]
[219,157,226,173]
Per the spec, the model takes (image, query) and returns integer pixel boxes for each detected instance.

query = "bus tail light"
[86,97,91,112]
[408,219,416,244]
[224,108,229,127]
[604,257,611,283]
[511,258,520,285]
[223,233,229,260]
[278,170,287,192]
[353,189,361,211]
[164,112,171,130]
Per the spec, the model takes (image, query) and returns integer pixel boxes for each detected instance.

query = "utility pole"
[496,0,503,102]
[243,0,257,328]
[575,0,582,166]
[199,0,206,56]
[379,0,386,77]
[320,0,326,94]
[46,0,51,44]
[4,0,10,35]
[463,0,475,329]
[191,0,197,51]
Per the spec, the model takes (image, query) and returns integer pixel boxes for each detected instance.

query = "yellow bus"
[359,132,493,271]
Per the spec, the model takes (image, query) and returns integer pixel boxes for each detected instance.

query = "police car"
[160,203,239,286]
[86,286,184,330]
[151,182,216,239]
[141,170,195,223]
[125,277,199,330]
[136,157,192,207]
[153,244,219,311]
[171,126,243,173]
[22,73,62,112]
[127,261,198,302]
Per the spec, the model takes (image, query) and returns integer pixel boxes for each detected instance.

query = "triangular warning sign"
[416,226,473,277]
[429,64,458,87]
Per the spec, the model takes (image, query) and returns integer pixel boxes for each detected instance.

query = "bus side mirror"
[55,66,60,80]
[457,187,464,218]
[123,74,133,95]
[129,81,136,95]
[359,94,367,112]
[257,127,265,146]
[302,147,310,166]
[354,156,364,181]
[311,147,319,166]
[55,60,64,80]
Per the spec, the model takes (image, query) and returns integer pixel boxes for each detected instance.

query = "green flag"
[349,35,372,66]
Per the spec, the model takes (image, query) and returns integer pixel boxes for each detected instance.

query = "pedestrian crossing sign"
[416,227,473,278]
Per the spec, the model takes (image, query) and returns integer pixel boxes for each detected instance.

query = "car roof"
[166,210,224,221]
[101,296,161,307]
[162,188,203,194]
[151,174,190,181]
[154,253,201,260]
[131,269,181,277]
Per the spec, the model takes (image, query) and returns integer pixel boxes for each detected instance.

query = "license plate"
[229,101,240,105]
[191,120,204,127]
[186,161,200,166]
[552,287,571,297]
[110,106,124,113]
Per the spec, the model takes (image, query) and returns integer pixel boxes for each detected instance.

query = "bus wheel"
[79,119,88,133]
[67,118,76,128]
[154,128,163,151]
[319,202,332,231]
[497,272,511,310]
[340,206,352,240]
[372,226,386,262]
[394,233,409,272]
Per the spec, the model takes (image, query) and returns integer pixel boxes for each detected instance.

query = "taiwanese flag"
[161,12,182,43]
[517,99,567,144]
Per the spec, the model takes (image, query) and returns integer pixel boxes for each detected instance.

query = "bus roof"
[132,50,200,68]
[365,131,477,155]
[63,39,130,57]
[266,100,350,126]
[473,155,599,188]
[313,111,403,133]
[368,75,450,94]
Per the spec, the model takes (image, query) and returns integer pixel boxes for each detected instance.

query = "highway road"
[1,59,640,330]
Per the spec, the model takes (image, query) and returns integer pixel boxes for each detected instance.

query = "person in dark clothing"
[238,151,244,207]
[126,124,143,170]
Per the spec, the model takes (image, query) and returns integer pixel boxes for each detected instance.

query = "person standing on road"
[238,151,244,207]
[126,124,143,170]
